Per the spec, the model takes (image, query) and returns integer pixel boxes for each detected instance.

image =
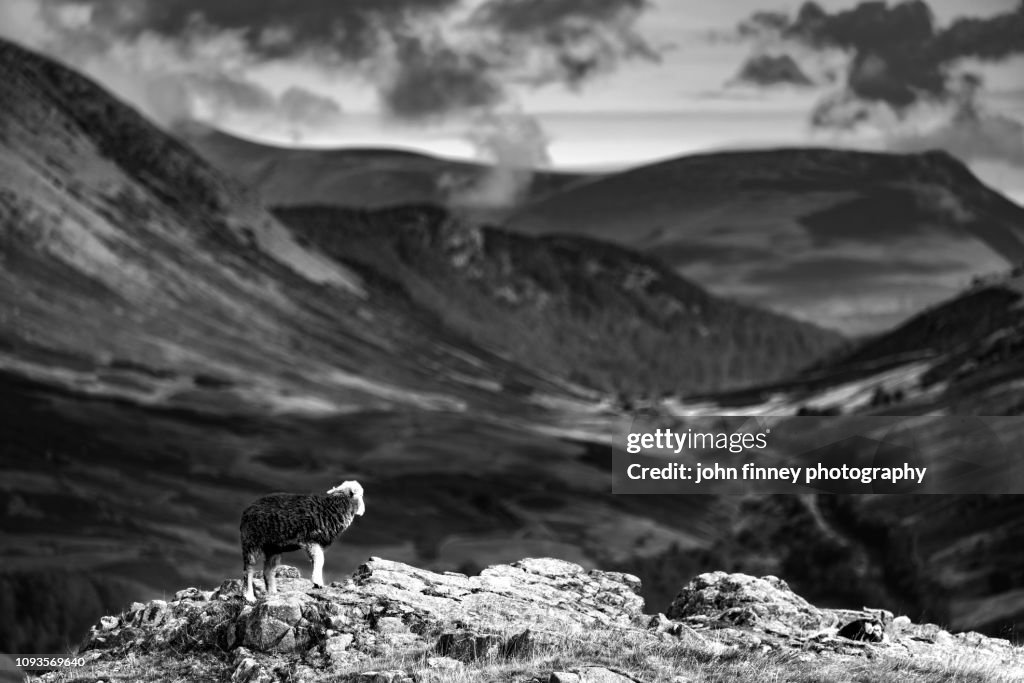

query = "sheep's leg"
[304,543,325,588]
[264,553,282,595]
[243,549,259,602]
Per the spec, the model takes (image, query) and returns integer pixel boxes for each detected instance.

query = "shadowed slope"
[274,204,843,397]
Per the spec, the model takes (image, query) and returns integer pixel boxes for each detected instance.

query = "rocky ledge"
[40,558,1024,683]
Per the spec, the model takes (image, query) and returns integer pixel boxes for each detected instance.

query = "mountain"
[176,123,593,217]
[2,36,1022,658]
[505,147,1024,335]
[272,204,843,397]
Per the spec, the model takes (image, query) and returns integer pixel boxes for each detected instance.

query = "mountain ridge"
[176,123,594,215]
[504,146,1024,335]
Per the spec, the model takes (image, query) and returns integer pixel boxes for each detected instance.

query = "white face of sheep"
[327,480,365,516]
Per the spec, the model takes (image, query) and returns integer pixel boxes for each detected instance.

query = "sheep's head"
[327,480,365,516]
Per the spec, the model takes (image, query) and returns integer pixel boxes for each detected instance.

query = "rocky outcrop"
[44,558,1024,683]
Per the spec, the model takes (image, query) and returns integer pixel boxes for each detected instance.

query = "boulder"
[668,572,824,632]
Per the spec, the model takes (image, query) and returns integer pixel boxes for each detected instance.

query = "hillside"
[505,147,1024,335]
[25,558,1024,683]
[176,124,592,216]
[0,38,577,416]
[273,205,843,397]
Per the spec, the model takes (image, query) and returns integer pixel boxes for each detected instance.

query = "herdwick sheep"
[240,481,365,602]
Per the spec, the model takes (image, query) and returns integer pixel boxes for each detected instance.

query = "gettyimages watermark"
[611,415,1024,494]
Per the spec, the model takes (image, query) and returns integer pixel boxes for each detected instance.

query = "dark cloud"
[735,1,1024,167]
[785,1,944,107]
[731,54,815,88]
[737,1,1024,110]
[933,1,1024,62]
[380,35,505,121]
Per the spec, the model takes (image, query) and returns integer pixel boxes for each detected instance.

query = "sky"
[1,0,1023,201]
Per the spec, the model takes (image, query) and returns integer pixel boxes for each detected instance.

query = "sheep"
[239,481,365,602]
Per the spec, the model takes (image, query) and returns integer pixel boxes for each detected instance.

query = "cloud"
[733,1,1024,168]
[781,0,1024,109]
[377,33,506,121]
[447,111,552,208]
[279,87,343,125]
[885,75,1024,167]
[933,2,1024,62]
[23,0,660,122]
[466,0,660,87]
[730,54,815,88]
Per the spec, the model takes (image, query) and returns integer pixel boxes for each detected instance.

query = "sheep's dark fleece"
[240,481,364,601]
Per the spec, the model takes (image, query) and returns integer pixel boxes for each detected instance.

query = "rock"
[356,671,413,683]
[325,633,354,653]
[98,616,119,631]
[374,616,408,634]
[550,673,581,683]
[256,594,305,626]
[668,572,824,633]
[503,628,535,658]
[139,600,169,626]
[425,656,463,669]
[291,664,317,683]
[550,668,637,683]
[175,587,205,601]
[230,657,272,683]
[242,615,292,652]
[435,631,503,662]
